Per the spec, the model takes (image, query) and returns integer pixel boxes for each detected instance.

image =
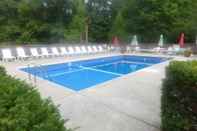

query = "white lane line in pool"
[89,61,121,68]
[46,69,85,78]
[87,61,152,68]
[122,61,153,66]
[42,60,152,78]
[80,66,123,76]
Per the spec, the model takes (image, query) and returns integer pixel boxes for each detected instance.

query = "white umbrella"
[158,34,164,47]
[131,35,138,46]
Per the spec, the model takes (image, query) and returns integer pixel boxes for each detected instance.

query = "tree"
[109,11,128,42]
[86,0,113,42]
[64,0,86,42]
[1,0,197,44]
[123,0,197,43]
[0,0,73,43]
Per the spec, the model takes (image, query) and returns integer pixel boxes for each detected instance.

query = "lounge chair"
[30,48,42,58]
[1,48,16,61]
[59,47,68,56]
[75,46,82,55]
[67,46,75,56]
[173,45,181,53]
[92,46,99,54]
[51,47,60,57]
[108,45,114,53]
[16,47,29,60]
[138,48,156,53]
[87,46,94,54]
[98,45,105,53]
[81,46,88,55]
[166,47,174,55]
[41,47,53,57]
[135,46,140,52]
[126,46,132,53]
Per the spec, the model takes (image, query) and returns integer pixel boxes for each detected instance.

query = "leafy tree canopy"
[0,0,197,43]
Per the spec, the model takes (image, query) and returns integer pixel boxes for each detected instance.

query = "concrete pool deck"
[1,53,195,131]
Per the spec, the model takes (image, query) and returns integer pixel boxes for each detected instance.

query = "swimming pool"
[21,55,167,91]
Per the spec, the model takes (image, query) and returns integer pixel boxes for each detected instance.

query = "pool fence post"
[33,65,37,87]
[28,64,32,81]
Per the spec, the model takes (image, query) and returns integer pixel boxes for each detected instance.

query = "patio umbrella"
[158,34,164,47]
[112,36,119,46]
[131,35,138,46]
[178,32,185,48]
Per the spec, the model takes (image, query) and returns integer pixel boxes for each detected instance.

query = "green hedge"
[0,66,72,131]
[162,61,197,131]
[0,66,6,75]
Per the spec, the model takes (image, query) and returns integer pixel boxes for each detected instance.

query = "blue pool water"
[21,55,167,91]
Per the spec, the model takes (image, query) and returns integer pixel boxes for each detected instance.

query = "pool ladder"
[27,64,50,86]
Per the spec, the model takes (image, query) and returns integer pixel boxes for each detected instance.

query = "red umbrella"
[178,33,185,48]
[112,36,119,46]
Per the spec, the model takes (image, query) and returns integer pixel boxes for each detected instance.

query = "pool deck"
[1,53,196,131]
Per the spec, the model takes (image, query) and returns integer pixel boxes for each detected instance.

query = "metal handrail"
[27,63,52,87]
[37,64,51,80]
[27,63,38,86]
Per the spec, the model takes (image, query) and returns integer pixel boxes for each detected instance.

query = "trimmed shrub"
[0,66,72,131]
[0,66,6,75]
[162,61,197,131]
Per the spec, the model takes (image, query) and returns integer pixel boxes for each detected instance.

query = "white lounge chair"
[81,46,88,55]
[173,45,181,53]
[59,47,68,56]
[107,45,116,53]
[92,46,99,53]
[30,48,42,58]
[41,47,53,57]
[126,46,132,53]
[165,45,182,55]
[135,46,140,52]
[1,48,16,61]
[51,47,60,57]
[153,47,160,53]
[16,47,29,60]
[166,47,174,55]
[98,45,105,53]
[87,46,94,54]
[75,46,82,55]
[67,46,75,56]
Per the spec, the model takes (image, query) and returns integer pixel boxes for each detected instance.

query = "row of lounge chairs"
[126,44,184,55]
[0,45,108,61]
[0,44,186,62]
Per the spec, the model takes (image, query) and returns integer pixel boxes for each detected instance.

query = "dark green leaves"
[0,67,71,131]
[0,0,197,43]
[162,61,197,131]
[0,0,73,43]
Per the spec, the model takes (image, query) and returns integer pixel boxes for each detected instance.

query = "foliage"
[0,66,6,75]
[109,11,128,42]
[0,0,73,43]
[86,0,113,42]
[64,0,86,42]
[0,66,72,131]
[0,0,197,43]
[184,49,192,57]
[122,0,197,43]
[162,61,197,131]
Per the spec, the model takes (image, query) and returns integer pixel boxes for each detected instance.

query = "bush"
[0,66,72,131]
[162,61,197,131]
[0,66,6,75]
[184,49,192,57]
